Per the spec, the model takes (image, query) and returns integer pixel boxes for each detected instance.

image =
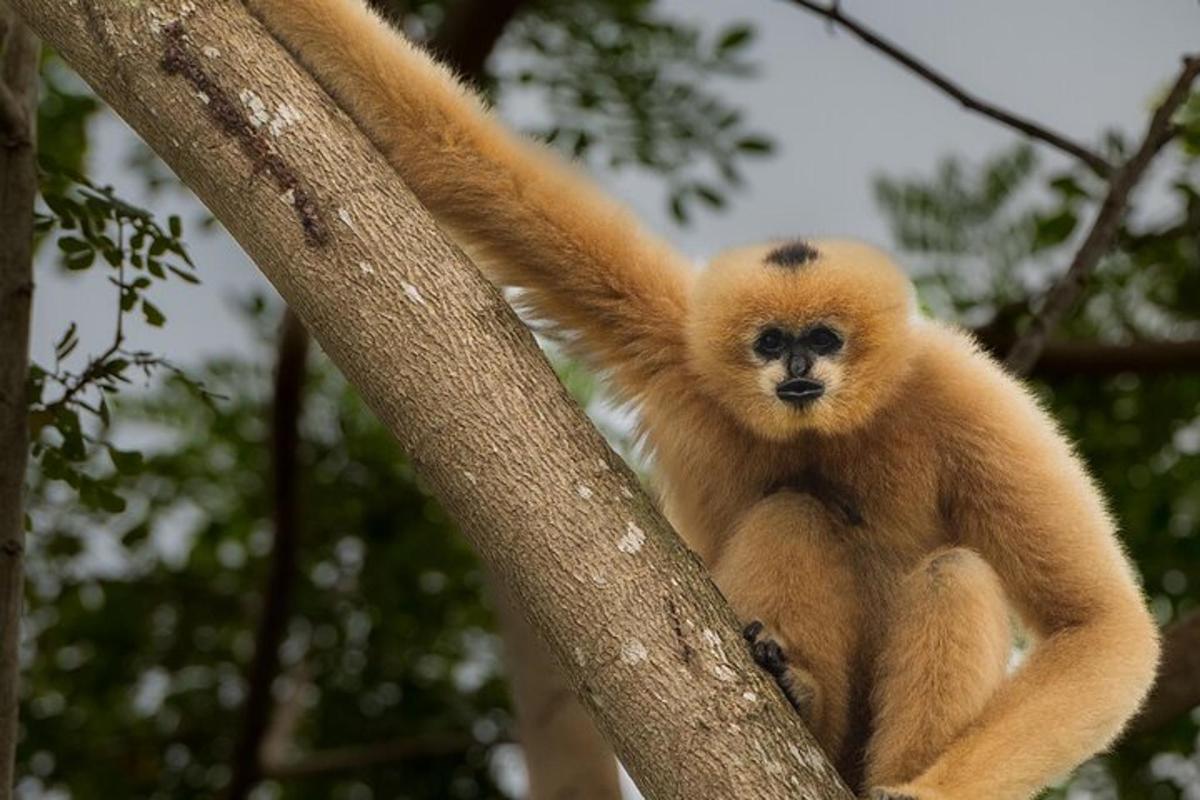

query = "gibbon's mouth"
[776,377,824,406]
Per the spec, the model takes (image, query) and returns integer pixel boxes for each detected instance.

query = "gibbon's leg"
[244,0,695,401]
[710,491,861,761]
[865,548,1010,794]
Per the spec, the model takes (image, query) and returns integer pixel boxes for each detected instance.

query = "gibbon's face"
[687,239,916,440]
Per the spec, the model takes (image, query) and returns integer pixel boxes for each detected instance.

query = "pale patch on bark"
[620,639,648,665]
[401,281,426,306]
[617,522,644,554]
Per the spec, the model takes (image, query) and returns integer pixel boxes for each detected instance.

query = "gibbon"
[245,0,1161,797]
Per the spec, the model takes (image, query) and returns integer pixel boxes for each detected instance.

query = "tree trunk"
[11,2,850,798]
[226,309,310,800]
[0,6,38,796]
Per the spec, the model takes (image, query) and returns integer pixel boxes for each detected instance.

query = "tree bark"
[0,6,38,797]
[11,2,850,797]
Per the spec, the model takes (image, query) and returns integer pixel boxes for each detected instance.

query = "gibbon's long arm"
[246,0,694,399]
[894,357,1159,800]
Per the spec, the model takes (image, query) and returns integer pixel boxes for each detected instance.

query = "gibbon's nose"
[787,349,812,379]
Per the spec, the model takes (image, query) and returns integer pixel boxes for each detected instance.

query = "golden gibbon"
[244,0,1160,796]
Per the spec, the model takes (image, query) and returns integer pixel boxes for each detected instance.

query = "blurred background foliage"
[15,0,1200,798]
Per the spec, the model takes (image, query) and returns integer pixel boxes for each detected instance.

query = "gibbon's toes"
[869,789,918,800]
[775,664,817,717]
[742,620,765,643]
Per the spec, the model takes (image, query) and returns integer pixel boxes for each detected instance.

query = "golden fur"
[245,0,1161,796]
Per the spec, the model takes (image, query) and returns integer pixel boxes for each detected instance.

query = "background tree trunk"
[491,578,623,799]
[0,6,38,797]
[10,1,850,797]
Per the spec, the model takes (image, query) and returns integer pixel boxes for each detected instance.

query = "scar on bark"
[665,596,695,665]
[159,21,330,246]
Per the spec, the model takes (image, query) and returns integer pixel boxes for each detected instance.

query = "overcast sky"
[30,0,1200,372]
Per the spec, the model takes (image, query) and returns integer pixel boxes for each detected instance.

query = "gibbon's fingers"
[244,0,695,401]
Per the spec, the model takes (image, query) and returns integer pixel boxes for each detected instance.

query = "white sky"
[30,0,1200,371]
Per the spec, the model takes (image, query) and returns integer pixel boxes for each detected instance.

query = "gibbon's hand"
[742,620,818,724]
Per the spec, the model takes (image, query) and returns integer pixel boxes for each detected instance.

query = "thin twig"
[1005,55,1200,375]
[784,0,1114,176]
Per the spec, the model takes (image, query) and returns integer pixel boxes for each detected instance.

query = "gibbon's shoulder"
[907,319,1068,453]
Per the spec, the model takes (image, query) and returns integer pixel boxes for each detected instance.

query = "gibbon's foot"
[742,621,816,719]
[868,789,918,800]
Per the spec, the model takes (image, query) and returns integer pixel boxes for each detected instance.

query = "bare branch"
[261,734,477,780]
[783,0,1114,176]
[970,334,1200,378]
[1005,55,1200,375]
[1129,610,1200,735]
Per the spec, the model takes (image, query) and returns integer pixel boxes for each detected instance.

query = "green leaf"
[57,236,89,253]
[141,299,166,327]
[55,322,79,361]
[717,24,754,53]
[735,135,773,154]
[168,265,200,284]
[107,447,144,475]
[168,215,182,238]
[65,249,95,271]
[1033,209,1078,249]
[693,183,726,209]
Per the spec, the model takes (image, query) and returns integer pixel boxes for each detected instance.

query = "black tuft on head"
[765,240,819,268]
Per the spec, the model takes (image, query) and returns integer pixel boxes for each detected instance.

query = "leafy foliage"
[506,0,772,223]
[21,336,511,799]
[28,156,207,522]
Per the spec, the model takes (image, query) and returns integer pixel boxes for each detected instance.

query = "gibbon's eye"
[805,325,843,355]
[754,327,787,358]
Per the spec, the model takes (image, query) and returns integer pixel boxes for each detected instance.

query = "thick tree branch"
[225,310,310,800]
[1005,55,1200,375]
[971,334,1200,378]
[783,0,1114,176]
[261,733,476,779]
[229,5,617,797]
[1129,610,1200,735]
[0,6,38,796]
[12,2,851,796]
[429,0,523,85]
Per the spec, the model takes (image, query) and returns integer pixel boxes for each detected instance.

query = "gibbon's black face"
[752,324,845,407]
[688,239,916,439]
